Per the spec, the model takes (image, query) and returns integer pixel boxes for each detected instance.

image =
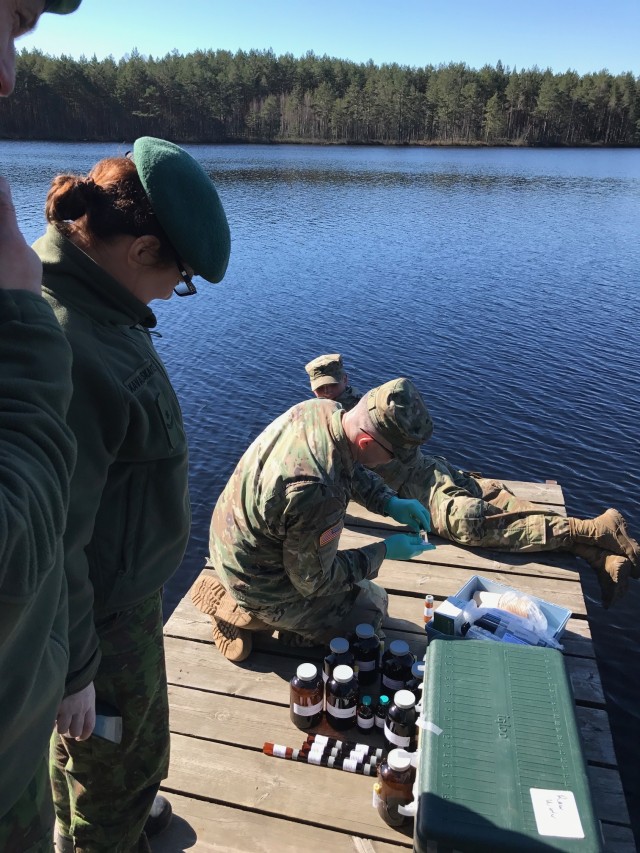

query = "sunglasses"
[362,430,395,458]
[174,253,197,297]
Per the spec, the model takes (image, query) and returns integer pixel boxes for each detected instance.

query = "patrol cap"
[367,378,433,460]
[132,136,230,284]
[305,353,346,391]
[44,0,82,13]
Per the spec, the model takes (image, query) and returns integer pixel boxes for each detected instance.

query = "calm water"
[8,141,640,841]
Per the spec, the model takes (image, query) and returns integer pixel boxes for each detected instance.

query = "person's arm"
[350,462,396,515]
[0,173,76,624]
[280,484,386,598]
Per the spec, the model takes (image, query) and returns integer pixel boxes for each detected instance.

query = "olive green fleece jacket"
[0,290,75,818]
[35,226,191,695]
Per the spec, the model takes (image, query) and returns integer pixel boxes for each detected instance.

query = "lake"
[7,140,640,841]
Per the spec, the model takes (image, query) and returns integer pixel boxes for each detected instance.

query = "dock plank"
[161,480,632,851]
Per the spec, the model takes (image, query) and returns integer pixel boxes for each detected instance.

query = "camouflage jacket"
[209,399,394,610]
[334,384,362,412]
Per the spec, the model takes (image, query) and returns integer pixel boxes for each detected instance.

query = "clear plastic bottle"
[325,664,358,731]
[356,695,375,732]
[373,748,415,827]
[380,639,414,693]
[289,662,323,730]
[405,660,425,704]
[351,623,380,686]
[323,637,354,683]
[374,694,390,729]
[384,689,417,752]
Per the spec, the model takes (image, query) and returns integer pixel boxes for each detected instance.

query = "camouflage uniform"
[335,384,363,411]
[0,757,54,853]
[209,400,395,641]
[50,594,167,853]
[331,384,571,551]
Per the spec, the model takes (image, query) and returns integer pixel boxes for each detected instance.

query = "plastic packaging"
[473,590,548,634]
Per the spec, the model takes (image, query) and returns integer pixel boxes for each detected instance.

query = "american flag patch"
[319,522,343,547]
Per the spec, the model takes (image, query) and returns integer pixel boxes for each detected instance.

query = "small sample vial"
[325,664,358,731]
[323,637,354,683]
[380,639,414,693]
[356,695,375,732]
[352,623,380,686]
[384,689,417,752]
[423,594,434,627]
[374,694,390,729]
[289,662,323,730]
[420,529,429,544]
[373,748,415,827]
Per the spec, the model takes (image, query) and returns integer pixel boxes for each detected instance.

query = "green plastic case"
[414,640,603,853]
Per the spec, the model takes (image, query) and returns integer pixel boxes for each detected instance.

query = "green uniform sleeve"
[61,351,126,694]
[350,462,396,516]
[280,483,386,598]
[0,292,76,623]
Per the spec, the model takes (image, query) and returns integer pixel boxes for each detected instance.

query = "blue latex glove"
[385,496,431,534]
[384,533,435,561]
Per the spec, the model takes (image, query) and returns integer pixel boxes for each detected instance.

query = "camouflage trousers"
[50,593,169,853]
[244,578,389,644]
[423,457,570,551]
[0,756,54,853]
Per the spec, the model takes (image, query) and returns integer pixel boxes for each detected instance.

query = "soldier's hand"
[56,681,96,741]
[384,532,434,561]
[385,496,431,534]
[0,175,43,294]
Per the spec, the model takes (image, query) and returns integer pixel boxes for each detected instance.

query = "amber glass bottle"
[384,689,417,752]
[351,623,380,686]
[323,637,354,683]
[325,664,358,731]
[289,663,323,730]
[373,748,415,827]
[380,639,414,693]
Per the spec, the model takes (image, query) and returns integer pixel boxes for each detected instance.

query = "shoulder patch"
[319,521,343,548]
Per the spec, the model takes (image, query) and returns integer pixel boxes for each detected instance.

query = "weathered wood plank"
[151,792,410,852]
[165,629,606,732]
[164,733,413,845]
[600,823,637,853]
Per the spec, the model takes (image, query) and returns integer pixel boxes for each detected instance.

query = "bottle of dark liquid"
[352,623,380,686]
[325,664,358,731]
[374,694,390,729]
[289,662,323,730]
[405,660,425,705]
[356,695,375,733]
[323,637,354,683]
[380,639,414,693]
[373,748,415,827]
[384,689,417,752]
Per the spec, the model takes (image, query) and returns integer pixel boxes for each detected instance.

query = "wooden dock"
[155,480,634,852]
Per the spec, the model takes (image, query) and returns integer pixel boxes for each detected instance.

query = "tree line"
[1,48,638,146]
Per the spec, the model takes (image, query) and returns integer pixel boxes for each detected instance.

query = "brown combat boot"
[571,543,633,609]
[568,509,640,574]
[211,616,253,662]
[191,573,228,616]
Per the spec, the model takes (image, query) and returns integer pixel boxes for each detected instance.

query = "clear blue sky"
[23,0,640,76]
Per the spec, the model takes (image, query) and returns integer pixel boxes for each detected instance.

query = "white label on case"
[327,702,357,720]
[293,700,323,716]
[530,789,585,839]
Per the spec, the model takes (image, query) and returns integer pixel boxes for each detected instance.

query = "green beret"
[367,378,433,459]
[132,136,230,284]
[305,353,346,391]
[44,0,82,13]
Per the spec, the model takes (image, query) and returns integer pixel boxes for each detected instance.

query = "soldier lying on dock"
[302,354,640,609]
[193,378,434,661]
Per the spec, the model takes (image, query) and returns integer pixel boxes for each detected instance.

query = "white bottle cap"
[387,748,412,772]
[355,623,375,639]
[389,639,410,656]
[329,637,349,654]
[296,663,318,681]
[393,689,416,709]
[332,664,354,683]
